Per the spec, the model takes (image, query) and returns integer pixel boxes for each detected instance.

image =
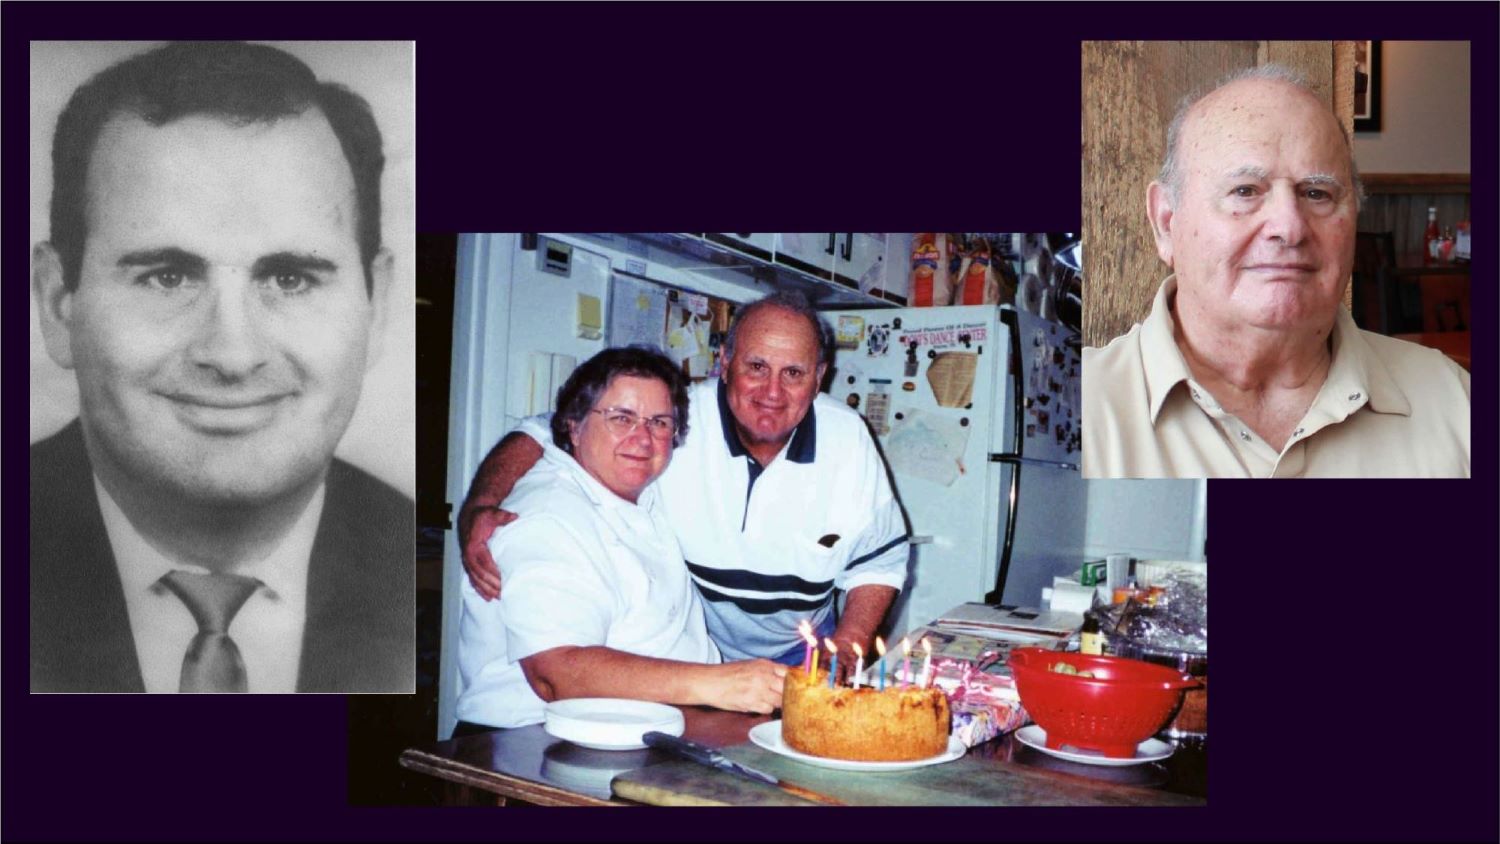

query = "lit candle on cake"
[899,637,912,689]
[824,638,838,689]
[875,637,887,691]
[920,637,933,687]
[798,620,815,675]
[850,643,864,689]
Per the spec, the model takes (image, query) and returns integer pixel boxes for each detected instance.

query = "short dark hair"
[551,346,691,453]
[48,41,385,293]
[722,290,834,368]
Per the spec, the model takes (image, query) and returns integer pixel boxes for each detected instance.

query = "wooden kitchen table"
[399,706,1205,807]
[398,706,767,806]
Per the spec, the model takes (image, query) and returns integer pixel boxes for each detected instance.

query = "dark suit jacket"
[30,421,415,693]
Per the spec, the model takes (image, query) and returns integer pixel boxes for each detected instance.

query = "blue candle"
[875,636,887,691]
[824,639,839,688]
[799,620,815,675]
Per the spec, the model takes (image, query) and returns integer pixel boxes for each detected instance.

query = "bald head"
[1158,65,1363,210]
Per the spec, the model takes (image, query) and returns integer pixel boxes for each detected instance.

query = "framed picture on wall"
[1354,40,1382,132]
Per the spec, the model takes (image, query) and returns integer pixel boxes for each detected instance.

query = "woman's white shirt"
[455,445,719,728]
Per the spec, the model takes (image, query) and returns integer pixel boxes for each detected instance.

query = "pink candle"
[899,637,912,689]
[798,619,815,674]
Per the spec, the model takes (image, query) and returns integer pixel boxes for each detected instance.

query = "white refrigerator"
[825,304,1088,637]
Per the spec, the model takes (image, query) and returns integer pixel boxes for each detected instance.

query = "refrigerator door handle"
[988,454,1079,472]
[1000,308,1024,458]
[984,454,1022,606]
[984,309,1027,605]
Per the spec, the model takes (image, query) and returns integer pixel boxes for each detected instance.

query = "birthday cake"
[780,668,951,762]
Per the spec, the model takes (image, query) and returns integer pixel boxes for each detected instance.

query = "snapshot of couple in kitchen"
[378,230,1208,806]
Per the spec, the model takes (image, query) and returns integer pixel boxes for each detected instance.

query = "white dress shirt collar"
[94,476,325,693]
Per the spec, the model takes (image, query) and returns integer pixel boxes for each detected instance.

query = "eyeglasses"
[589,408,678,441]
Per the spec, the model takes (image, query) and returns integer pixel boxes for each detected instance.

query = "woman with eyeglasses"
[455,346,787,733]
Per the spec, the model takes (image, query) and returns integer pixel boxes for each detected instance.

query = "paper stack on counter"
[929,602,1081,641]
[882,603,1080,682]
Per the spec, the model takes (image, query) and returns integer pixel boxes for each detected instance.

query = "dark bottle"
[1079,613,1104,656]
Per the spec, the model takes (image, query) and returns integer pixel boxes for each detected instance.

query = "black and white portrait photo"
[28,41,416,693]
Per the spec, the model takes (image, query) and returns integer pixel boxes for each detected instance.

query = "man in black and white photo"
[29,41,415,693]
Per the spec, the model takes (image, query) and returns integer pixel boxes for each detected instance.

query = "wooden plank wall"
[1081,41,1348,348]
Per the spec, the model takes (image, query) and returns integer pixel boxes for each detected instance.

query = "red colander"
[1008,647,1200,758]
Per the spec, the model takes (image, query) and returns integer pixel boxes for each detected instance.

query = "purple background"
[6,3,1495,841]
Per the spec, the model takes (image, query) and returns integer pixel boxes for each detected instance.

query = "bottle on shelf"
[1423,207,1440,266]
[1079,612,1104,656]
[1112,576,1141,606]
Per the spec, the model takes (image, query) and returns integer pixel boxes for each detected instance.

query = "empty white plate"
[542,698,685,751]
[1014,725,1173,767]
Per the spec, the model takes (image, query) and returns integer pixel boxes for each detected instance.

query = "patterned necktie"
[159,570,262,693]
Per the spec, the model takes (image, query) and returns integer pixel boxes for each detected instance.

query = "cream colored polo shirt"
[1083,276,1470,478]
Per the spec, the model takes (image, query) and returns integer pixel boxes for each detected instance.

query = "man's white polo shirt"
[662,380,909,660]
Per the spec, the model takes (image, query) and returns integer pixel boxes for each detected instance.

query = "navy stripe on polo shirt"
[684,561,833,595]
[845,534,909,571]
[692,584,830,615]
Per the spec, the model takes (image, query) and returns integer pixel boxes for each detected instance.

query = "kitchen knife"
[641,731,844,806]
